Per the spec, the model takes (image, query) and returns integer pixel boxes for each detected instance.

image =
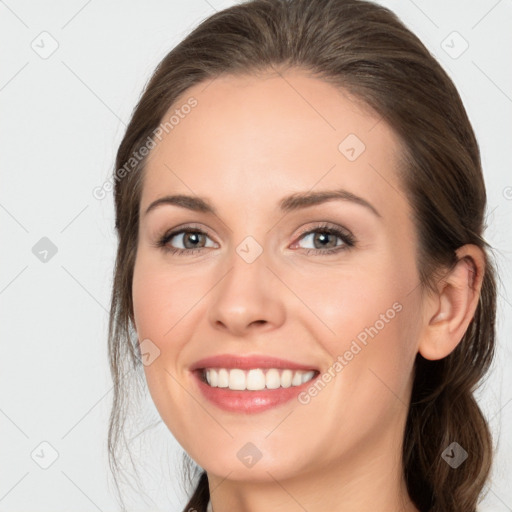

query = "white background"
[1,1,511,511]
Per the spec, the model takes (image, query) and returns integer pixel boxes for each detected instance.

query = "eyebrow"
[144,188,381,218]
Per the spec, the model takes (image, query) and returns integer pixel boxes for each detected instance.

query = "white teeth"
[209,368,218,387]
[281,369,292,388]
[292,371,303,386]
[246,369,265,390]
[265,369,281,389]
[229,369,246,390]
[302,370,315,384]
[217,368,229,388]
[204,368,316,391]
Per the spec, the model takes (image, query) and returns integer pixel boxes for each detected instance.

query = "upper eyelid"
[163,222,348,236]
[162,225,218,245]
[293,225,355,249]
[162,223,214,238]
[295,222,351,237]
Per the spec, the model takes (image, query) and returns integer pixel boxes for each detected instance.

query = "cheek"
[132,253,205,338]
[133,256,169,336]
[301,302,417,462]
[290,258,411,346]
[131,254,201,440]
[131,252,214,413]
[296,255,419,402]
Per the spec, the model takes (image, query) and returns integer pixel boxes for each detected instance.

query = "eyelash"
[155,222,356,257]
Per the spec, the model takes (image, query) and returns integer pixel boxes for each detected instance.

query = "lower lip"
[192,370,318,413]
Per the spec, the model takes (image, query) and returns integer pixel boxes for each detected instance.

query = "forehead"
[141,69,408,219]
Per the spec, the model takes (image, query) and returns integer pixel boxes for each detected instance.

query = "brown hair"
[107,1,497,511]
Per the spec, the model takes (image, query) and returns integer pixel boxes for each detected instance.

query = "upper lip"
[190,354,319,372]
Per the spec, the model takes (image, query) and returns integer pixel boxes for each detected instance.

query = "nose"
[208,243,286,337]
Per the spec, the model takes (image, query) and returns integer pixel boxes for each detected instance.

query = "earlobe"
[418,245,484,361]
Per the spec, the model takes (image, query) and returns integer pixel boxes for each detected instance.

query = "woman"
[107,1,497,511]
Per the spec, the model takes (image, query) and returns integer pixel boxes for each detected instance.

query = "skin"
[131,68,484,512]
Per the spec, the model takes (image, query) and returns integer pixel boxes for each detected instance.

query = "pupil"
[186,233,202,248]
[316,232,333,248]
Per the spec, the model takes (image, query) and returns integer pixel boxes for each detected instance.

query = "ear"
[418,245,485,361]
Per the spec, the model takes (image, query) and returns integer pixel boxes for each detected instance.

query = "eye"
[156,226,218,255]
[155,222,355,257]
[293,222,355,255]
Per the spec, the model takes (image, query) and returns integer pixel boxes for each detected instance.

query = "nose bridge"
[208,232,285,334]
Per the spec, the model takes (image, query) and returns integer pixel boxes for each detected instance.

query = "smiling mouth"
[198,367,319,391]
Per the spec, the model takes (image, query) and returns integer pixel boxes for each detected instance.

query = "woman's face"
[132,69,425,483]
